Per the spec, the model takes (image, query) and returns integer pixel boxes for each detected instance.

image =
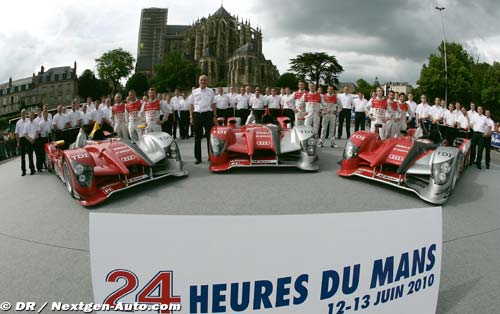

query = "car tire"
[46,152,53,173]
[63,158,76,199]
[451,154,462,190]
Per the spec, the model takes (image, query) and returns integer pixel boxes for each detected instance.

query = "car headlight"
[343,141,359,160]
[74,164,84,175]
[301,137,317,156]
[210,136,227,157]
[71,163,93,187]
[432,160,452,185]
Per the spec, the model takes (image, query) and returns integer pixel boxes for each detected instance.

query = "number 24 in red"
[104,270,181,313]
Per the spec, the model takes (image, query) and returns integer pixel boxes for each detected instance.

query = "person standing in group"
[280,87,295,126]
[38,111,52,170]
[337,86,354,139]
[249,87,267,122]
[299,82,323,136]
[189,75,216,164]
[236,87,250,124]
[483,110,495,169]
[469,106,490,169]
[15,110,30,176]
[215,87,230,123]
[126,90,144,142]
[52,105,68,146]
[384,91,399,139]
[228,86,238,118]
[416,94,432,134]
[142,88,163,133]
[81,104,94,135]
[112,93,129,139]
[23,111,40,175]
[292,81,307,125]
[170,89,182,139]
[443,103,457,144]
[86,97,96,113]
[160,93,172,134]
[354,92,368,131]
[395,93,411,137]
[98,98,114,133]
[178,93,191,139]
[366,86,388,139]
[319,86,339,148]
[406,93,418,128]
[266,88,281,120]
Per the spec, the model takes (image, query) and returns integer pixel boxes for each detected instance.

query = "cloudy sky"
[1,0,499,86]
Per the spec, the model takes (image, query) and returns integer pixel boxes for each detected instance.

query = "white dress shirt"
[170,96,182,111]
[214,94,230,110]
[67,110,82,128]
[430,105,445,121]
[338,93,353,110]
[416,103,431,119]
[443,110,456,127]
[178,99,191,111]
[249,95,266,109]
[189,87,215,113]
[280,94,295,110]
[406,100,417,118]
[52,113,68,130]
[354,98,368,112]
[267,95,282,109]
[39,119,52,138]
[235,94,250,109]
[23,120,40,140]
[471,114,489,133]
[15,118,29,138]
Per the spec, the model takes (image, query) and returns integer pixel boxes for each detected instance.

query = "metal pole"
[436,6,448,104]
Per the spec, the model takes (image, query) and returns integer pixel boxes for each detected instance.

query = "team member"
[126,90,144,142]
[38,111,52,170]
[468,102,479,120]
[236,87,250,124]
[112,93,129,139]
[23,111,40,175]
[267,88,281,120]
[189,75,216,164]
[160,93,172,134]
[443,103,457,144]
[142,88,163,133]
[86,97,96,113]
[228,86,238,117]
[354,92,368,131]
[406,93,417,128]
[52,104,68,148]
[249,87,266,122]
[469,106,490,169]
[178,93,191,139]
[366,87,388,139]
[170,89,182,138]
[299,83,323,136]
[98,98,114,134]
[337,86,354,139]
[395,93,411,137]
[416,95,432,134]
[215,87,231,123]
[81,104,94,135]
[319,86,339,148]
[280,87,295,126]
[292,81,307,124]
[15,110,30,176]
[484,110,495,169]
[384,91,399,139]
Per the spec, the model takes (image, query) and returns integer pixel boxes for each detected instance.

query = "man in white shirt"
[468,102,479,121]
[280,87,295,126]
[354,92,368,131]
[469,106,490,169]
[86,97,97,113]
[15,109,30,176]
[189,75,217,164]
[228,86,238,117]
[178,93,191,139]
[337,86,354,139]
[249,87,267,122]
[267,88,281,120]
[416,94,432,134]
[236,87,250,125]
[52,105,68,146]
[23,111,40,175]
[170,89,182,139]
[38,111,52,171]
[430,97,445,124]
[483,109,495,169]
[215,87,231,123]
[81,104,94,135]
[99,98,114,133]
[406,93,417,128]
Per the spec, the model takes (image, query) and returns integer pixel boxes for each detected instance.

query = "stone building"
[381,81,413,95]
[136,6,279,87]
[0,63,78,117]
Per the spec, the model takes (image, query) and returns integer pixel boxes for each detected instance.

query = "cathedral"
[136,6,279,87]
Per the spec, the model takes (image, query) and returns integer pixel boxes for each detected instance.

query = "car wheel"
[451,154,462,190]
[63,158,75,199]
[46,152,53,173]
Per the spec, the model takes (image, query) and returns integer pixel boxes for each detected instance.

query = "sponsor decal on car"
[375,172,401,183]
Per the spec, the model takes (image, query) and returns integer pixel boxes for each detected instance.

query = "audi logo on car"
[120,155,136,162]
[256,141,271,145]
[388,154,404,161]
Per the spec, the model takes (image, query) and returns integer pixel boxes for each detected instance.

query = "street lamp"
[435,5,448,104]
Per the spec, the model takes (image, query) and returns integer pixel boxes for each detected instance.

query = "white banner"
[90,207,442,314]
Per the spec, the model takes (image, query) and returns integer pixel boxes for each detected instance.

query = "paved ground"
[0,138,499,314]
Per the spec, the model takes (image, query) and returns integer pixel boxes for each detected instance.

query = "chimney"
[9,77,12,87]
[74,61,77,73]
[41,65,45,74]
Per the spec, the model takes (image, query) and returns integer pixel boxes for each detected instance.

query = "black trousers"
[237,109,250,125]
[354,112,366,131]
[283,109,295,126]
[20,138,35,173]
[253,109,264,122]
[179,110,190,139]
[35,137,47,171]
[484,136,491,167]
[471,132,485,165]
[162,114,174,135]
[269,109,281,120]
[338,108,352,139]
[217,108,229,123]
[193,111,214,161]
[171,111,178,138]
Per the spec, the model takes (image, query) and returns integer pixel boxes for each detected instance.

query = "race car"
[45,127,187,206]
[337,126,471,204]
[209,115,319,172]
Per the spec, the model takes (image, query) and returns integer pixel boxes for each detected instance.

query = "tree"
[354,79,374,99]
[78,69,111,100]
[276,72,299,89]
[95,48,135,94]
[481,62,500,120]
[151,53,200,92]
[125,73,150,98]
[289,52,343,87]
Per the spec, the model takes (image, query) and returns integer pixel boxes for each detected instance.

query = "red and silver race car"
[338,127,471,204]
[45,128,187,206]
[209,115,319,172]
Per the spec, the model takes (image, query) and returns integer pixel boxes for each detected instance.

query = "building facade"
[0,63,78,117]
[381,82,413,95]
[136,8,168,74]
[136,6,279,87]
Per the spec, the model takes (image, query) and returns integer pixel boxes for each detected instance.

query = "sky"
[1,0,500,86]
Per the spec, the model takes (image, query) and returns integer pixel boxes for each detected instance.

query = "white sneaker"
[331,142,338,148]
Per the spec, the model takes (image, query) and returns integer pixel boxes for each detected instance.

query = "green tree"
[125,73,150,98]
[152,52,200,92]
[289,52,343,87]
[481,61,500,120]
[276,72,299,88]
[95,48,135,94]
[354,79,374,99]
[417,42,474,105]
[78,69,110,100]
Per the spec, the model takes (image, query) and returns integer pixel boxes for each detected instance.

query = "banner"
[491,131,500,149]
[90,207,442,314]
